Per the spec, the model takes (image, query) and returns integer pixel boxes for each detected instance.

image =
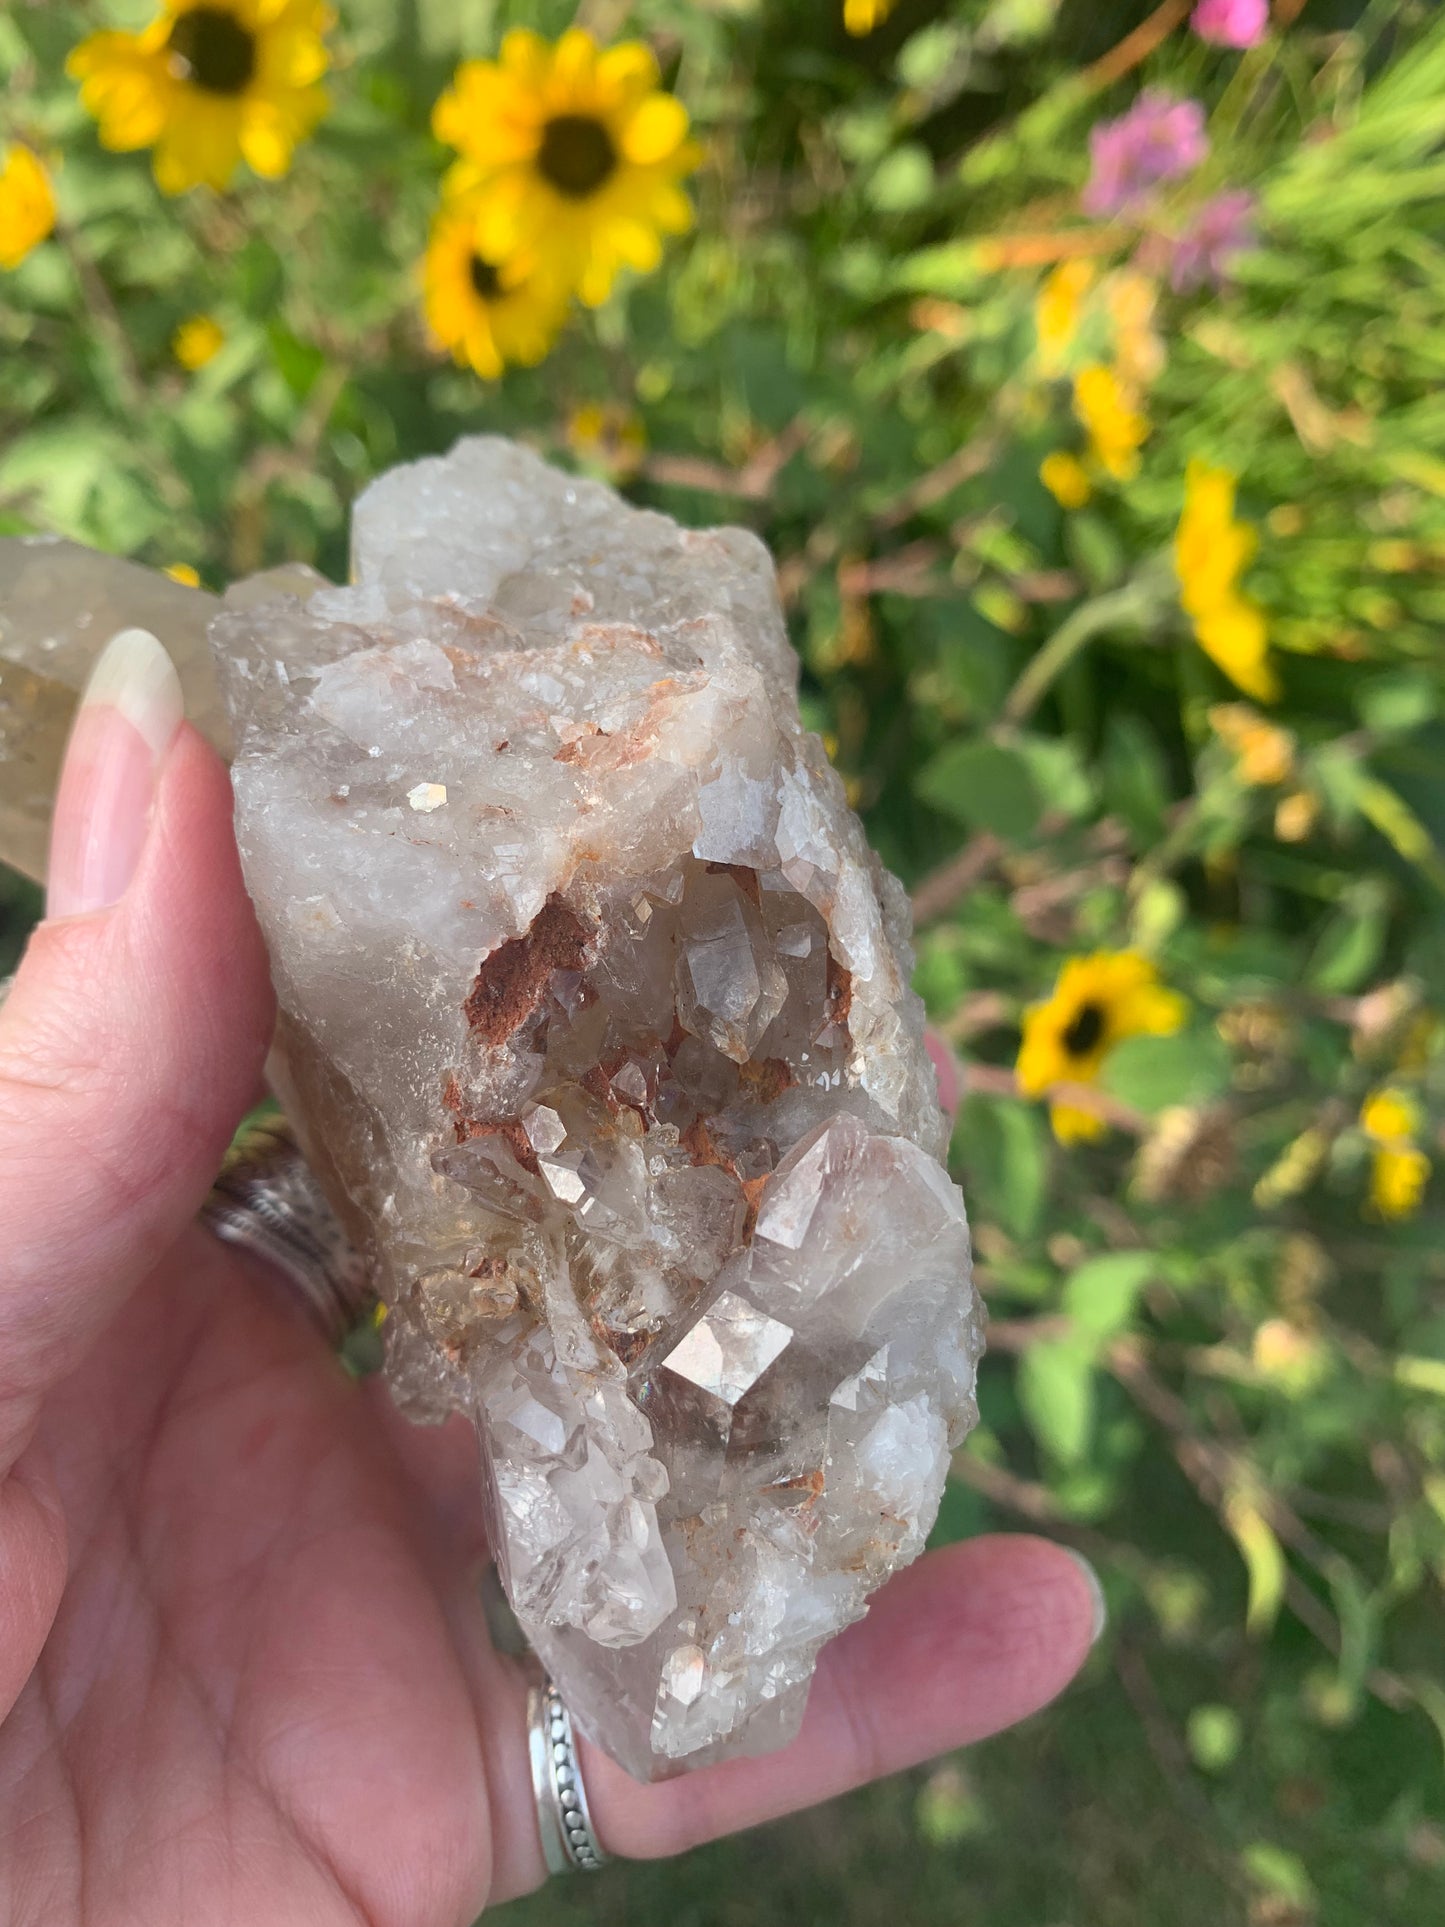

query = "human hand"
[0,631,1100,1925]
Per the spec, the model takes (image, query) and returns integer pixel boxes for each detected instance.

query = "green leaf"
[0,422,162,552]
[894,243,989,299]
[1397,1355,1445,1397]
[1100,1030,1231,1114]
[867,145,935,214]
[1129,878,1187,953]
[1015,733,1096,820]
[1018,1337,1095,1466]
[1224,1494,1288,1637]
[1101,714,1171,844]
[914,739,1041,839]
[1186,1704,1243,1774]
[1062,1252,1155,1342]
[1356,671,1437,733]
[1306,880,1391,993]
[1066,510,1127,590]
[267,322,327,401]
[995,1097,1049,1239]
[915,1763,988,1847]
[954,1094,1048,1240]
[1241,1843,1316,1909]
[896,23,968,89]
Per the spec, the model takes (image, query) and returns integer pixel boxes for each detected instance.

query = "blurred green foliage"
[4,1,1445,1921]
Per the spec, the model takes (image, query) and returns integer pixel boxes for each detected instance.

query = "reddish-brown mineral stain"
[463,895,593,1045]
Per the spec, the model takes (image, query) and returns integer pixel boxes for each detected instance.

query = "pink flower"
[1170,189,1258,291]
[1082,92,1210,218]
[1192,0,1270,48]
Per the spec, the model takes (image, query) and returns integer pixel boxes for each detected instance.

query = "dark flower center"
[1061,1000,1106,1058]
[537,114,617,198]
[469,254,504,301]
[167,6,257,95]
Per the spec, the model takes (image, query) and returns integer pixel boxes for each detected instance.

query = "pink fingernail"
[46,627,184,919]
[925,1027,964,1121]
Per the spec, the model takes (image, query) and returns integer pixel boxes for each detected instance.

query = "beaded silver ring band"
[200,1114,373,1345]
[528,1676,610,1874]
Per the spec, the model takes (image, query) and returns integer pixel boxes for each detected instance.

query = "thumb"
[0,627,274,1475]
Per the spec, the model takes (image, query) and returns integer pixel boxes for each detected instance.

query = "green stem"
[1002,575,1160,726]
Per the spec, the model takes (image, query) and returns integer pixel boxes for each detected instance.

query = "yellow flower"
[1361,1087,1430,1220]
[432,29,700,310]
[1252,1318,1328,1393]
[163,561,202,585]
[172,312,225,369]
[1194,597,1277,703]
[1040,450,1092,510]
[1017,950,1188,1145]
[567,401,647,478]
[1034,259,1094,373]
[1176,463,1254,609]
[1103,269,1165,389]
[1074,363,1147,482]
[1274,790,1318,843]
[844,0,899,32]
[68,0,332,196]
[1370,1145,1430,1219]
[1175,460,1278,702]
[1208,704,1294,786]
[422,198,570,379]
[0,146,56,269]
[1361,1087,1419,1146]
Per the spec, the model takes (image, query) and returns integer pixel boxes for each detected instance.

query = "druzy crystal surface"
[6,438,984,1779]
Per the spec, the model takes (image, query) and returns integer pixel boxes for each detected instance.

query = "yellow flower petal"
[1195,595,1278,703]
[1049,1101,1106,1146]
[1369,1145,1429,1219]
[1361,1087,1419,1146]
[845,0,899,34]
[1040,451,1092,510]
[1176,463,1277,700]
[172,311,226,369]
[621,93,690,166]
[1034,259,1094,373]
[0,146,56,270]
[551,27,600,91]
[1073,363,1147,482]
[596,41,663,107]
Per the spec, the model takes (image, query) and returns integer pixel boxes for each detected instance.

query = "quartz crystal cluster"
[4,437,984,1780]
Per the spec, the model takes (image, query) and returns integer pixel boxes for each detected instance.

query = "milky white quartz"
[207,437,983,1780]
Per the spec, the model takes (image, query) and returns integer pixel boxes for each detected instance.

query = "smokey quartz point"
[209,436,983,1780]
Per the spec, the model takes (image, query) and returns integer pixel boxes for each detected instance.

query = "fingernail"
[925,1027,965,1121]
[46,628,184,920]
[1062,1548,1108,1647]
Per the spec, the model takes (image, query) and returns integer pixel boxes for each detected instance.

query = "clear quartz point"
[1,437,984,1781]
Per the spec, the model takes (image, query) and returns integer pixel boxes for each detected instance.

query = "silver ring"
[528,1675,609,1874]
[200,1114,372,1344]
